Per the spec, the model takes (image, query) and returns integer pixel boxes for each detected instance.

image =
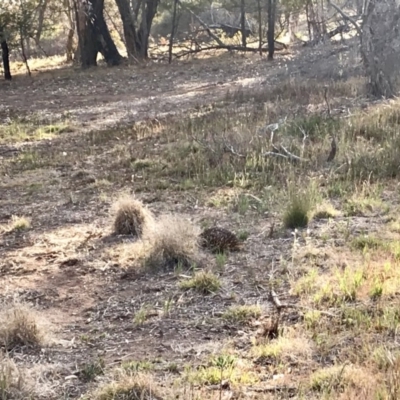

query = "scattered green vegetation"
[0,120,71,144]
[215,252,227,270]
[179,270,221,294]
[93,373,163,400]
[133,306,151,326]
[222,305,262,324]
[6,47,400,400]
[122,360,154,374]
[80,358,105,382]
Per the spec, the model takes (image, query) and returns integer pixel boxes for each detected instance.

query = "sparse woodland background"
[1,0,400,97]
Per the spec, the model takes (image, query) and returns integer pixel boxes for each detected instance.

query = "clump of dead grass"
[112,196,154,237]
[143,215,200,270]
[1,216,31,234]
[313,201,340,220]
[252,329,314,364]
[0,305,47,350]
[0,352,27,399]
[93,372,164,400]
[309,364,378,395]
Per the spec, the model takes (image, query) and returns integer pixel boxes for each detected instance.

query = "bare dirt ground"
[2,39,398,399]
[0,40,359,131]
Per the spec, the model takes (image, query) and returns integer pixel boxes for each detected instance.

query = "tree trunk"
[66,27,75,62]
[76,0,122,68]
[360,0,400,98]
[91,0,122,65]
[168,0,178,63]
[139,0,148,58]
[65,0,76,62]
[287,12,298,43]
[267,0,276,60]
[307,0,320,41]
[115,0,138,58]
[1,38,12,80]
[355,0,363,14]
[257,0,262,55]
[240,0,247,47]
[75,0,98,67]
[137,0,159,58]
[35,0,49,45]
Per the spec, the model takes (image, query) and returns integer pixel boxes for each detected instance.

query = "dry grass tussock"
[93,372,164,400]
[0,216,31,234]
[112,196,155,237]
[142,214,201,270]
[0,352,28,399]
[0,304,48,350]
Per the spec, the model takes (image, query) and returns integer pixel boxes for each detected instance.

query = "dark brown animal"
[200,227,242,253]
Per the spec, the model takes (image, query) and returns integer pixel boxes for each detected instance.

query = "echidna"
[200,227,242,253]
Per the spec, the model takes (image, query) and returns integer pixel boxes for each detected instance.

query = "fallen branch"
[262,151,291,160]
[263,144,308,163]
[269,290,283,312]
[176,0,226,47]
[191,135,217,153]
[269,292,338,318]
[222,140,246,158]
[279,144,309,162]
[328,0,362,35]
[249,385,297,393]
[175,44,285,58]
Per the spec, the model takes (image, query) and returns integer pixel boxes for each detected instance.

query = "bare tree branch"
[328,0,362,35]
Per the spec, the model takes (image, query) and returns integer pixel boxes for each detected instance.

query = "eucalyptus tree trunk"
[115,0,138,58]
[1,37,12,80]
[267,0,276,60]
[240,0,247,47]
[360,0,400,98]
[75,0,121,68]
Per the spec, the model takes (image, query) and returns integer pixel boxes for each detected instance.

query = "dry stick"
[175,45,275,58]
[269,290,283,312]
[257,0,263,55]
[222,139,246,158]
[279,144,308,162]
[269,290,337,317]
[323,86,332,117]
[249,385,297,393]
